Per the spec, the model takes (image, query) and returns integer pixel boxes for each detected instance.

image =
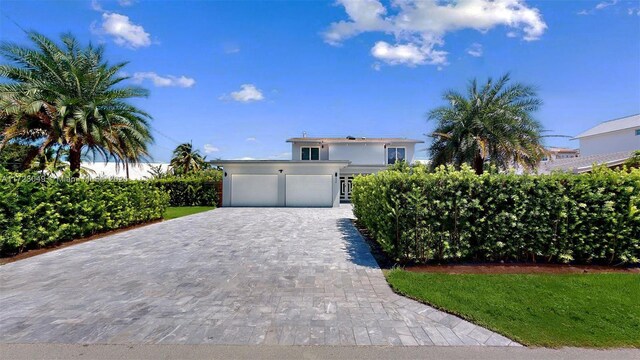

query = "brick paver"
[0,206,518,346]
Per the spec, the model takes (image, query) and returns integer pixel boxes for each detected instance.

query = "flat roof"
[210,160,350,165]
[574,114,640,138]
[547,147,579,153]
[286,137,424,144]
[539,150,633,173]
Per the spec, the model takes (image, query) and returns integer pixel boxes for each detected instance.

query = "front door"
[339,176,354,202]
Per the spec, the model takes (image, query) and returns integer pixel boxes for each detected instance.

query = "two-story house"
[213,136,423,207]
[540,114,639,173]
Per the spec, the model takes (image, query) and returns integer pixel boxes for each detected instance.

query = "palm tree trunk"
[69,144,82,178]
[473,153,484,175]
[125,162,130,180]
[20,147,41,171]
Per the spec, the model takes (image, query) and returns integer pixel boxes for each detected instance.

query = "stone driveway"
[0,206,518,346]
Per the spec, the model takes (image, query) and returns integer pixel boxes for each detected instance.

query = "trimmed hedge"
[151,178,219,207]
[0,170,169,256]
[352,165,640,265]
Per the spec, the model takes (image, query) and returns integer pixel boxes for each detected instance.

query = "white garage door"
[231,174,279,206]
[285,175,333,207]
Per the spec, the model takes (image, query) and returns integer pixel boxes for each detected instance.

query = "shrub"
[0,169,169,256]
[150,170,221,206]
[352,165,640,265]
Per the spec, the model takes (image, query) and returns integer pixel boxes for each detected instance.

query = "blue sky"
[1,0,639,162]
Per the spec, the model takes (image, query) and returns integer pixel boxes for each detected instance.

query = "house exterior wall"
[219,162,345,207]
[579,128,640,157]
[328,143,386,165]
[290,143,329,160]
[290,141,419,165]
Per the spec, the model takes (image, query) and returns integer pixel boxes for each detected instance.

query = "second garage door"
[285,175,333,207]
[231,174,279,206]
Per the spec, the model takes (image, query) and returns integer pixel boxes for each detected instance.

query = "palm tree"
[0,32,153,177]
[170,142,206,175]
[428,73,546,175]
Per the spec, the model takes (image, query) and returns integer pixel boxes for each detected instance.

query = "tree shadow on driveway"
[336,218,380,269]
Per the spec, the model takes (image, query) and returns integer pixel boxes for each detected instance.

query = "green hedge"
[0,170,169,256]
[151,177,220,206]
[352,165,640,265]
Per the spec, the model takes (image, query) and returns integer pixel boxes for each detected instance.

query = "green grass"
[385,269,640,348]
[163,206,215,220]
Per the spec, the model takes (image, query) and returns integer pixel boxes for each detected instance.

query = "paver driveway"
[0,206,518,346]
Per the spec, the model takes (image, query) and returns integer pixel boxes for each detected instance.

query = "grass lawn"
[385,269,640,348]
[163,206,215,220]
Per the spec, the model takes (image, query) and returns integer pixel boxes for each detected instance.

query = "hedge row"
[0,170,169,256]
[151,179,219,206]
[352,165,640,265]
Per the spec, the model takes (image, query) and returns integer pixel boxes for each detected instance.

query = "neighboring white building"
[540,114,639,173]
[574,114,640,157]
[83,162,170,180]
[214,136,423,207]
[541,147,579,162]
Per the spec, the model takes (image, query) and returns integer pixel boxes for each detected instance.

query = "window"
[387,147,406,165]
[301,147,320,160]
[636,129,640,136]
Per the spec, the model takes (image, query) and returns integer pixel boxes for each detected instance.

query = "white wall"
[83,162,170,179]
[219,162,345,207]
[290,141,420,165]
[579,129,640,156]
[328,143,386,165]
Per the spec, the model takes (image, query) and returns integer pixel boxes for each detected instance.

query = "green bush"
[0,169,169,256]
[352,164,640,265]
[151,170,221,206]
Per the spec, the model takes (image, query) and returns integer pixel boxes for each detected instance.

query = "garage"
[285,175,333,207]
[231,174,279,207]
[213,160,349,208]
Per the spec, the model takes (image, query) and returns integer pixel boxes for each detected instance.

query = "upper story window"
[636,129,640,136]
[301,146,320,160]
[387,147,405,165]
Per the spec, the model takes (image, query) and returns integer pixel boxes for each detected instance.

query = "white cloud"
[203,144,220,153]
[323,0,391,46]
[234,157,256,160]
[371,42,428,66]
[118,0,135,6]
[132,72,195,88]
[595,0,617,10]
[245,137,257,142]
[578,0,621,15]
[223,44,240,54]
[324,0,546,67]
[467,43,483,57]
[91,0,103,11]
[97,12,151,48]
[221,84,265,103]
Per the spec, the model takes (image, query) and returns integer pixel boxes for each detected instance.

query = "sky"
[1,0,639,162]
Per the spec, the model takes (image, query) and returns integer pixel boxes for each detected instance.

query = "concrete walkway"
[0,206,516,346]
[3,344,639,360]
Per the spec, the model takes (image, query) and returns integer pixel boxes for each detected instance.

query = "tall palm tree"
[0,32,153,177]
[428,73,546,175]
[170,142,206,175]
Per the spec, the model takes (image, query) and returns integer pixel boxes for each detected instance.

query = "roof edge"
[210,160,351,165]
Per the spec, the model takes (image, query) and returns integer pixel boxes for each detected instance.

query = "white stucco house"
[213,136,424,207]
[574,114,639,157]
[540,114,639,173]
